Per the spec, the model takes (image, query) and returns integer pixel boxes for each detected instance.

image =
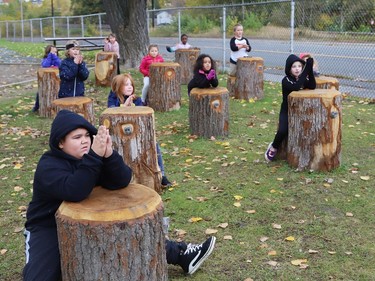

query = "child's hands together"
[92,126,113,158]
[207,69,216,80]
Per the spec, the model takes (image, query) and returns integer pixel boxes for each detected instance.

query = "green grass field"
[0,41,374,281]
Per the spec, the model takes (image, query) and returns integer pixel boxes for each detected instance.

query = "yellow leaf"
[268,250,277,256]
[160,143,167,147]
[234,195,243,200]
[328,251,336,255]
[277,178,283,181]
[246,210,256,214]
[189,217,203,223]
[14,163,23,169]
[233,202,241,207]
[205,228,218,235]
[285,236,295,241]
[185,159,193,163]
[291,259,307,266]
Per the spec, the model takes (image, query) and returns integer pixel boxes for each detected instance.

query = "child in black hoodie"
[23,110,215,280]
[265,54,316,162]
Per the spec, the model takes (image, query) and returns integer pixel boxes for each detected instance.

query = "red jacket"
[139,54,164,77]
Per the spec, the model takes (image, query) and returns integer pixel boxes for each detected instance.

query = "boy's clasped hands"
[91,125,113,158]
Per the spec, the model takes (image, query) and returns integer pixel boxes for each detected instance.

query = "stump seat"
[95,51,118,87]
[287,89,342,171]
[189,87,229,138]
[148,62,181,112]
[52,96,95,124]
[175,48,200,84]
[37,68,60,118]
[233,57,264,100]
[56,184,167,281]
[315,75,339,90]
[100,106,162,192]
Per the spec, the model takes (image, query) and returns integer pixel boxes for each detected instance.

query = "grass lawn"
[0,41,374,281]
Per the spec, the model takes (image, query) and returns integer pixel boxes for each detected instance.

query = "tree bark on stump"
[56,184,167,281]
[189,87,229,138]
[148,62,181,112]
[233,57,264,100]
[287,89,342,171]
[95,51,118,87]
[315,76,339,90]
[100,107,162,193]
[175,48,200,84]
[226,75,236,97]
[52,96,95,125]
[37,68,60,118]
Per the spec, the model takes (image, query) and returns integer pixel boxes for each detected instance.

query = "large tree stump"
[189,87,229,138]
[316,75,339,90]
[175,48,200,84]
[95,51,118,87]
[287,89,342,171]
[233,57,264,100]
[52,96,95,125]
[37,68,60,118]
[226,75,236,97]
[148,62,181,112]
[56,184,167,281]
[100,107,162,192]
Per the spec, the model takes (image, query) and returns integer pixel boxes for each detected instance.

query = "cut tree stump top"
[53,96,92,106]
[190,86,229,96]
[290,89,340,99]
[102,106,154,116]
[58,184,162,222]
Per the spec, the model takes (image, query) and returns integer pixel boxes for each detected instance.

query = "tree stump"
[37,68,60,118]
[175,48,200,84]
[316,75,339,90]
[148,62,181,112]
[95,51,118,87]
[189,87,229,138]
[233,57,264,100]
[52,96,95,125]
[226,75,236,97]
[100,106,162,193]
[287,89,342,171]
[56,184,167,281]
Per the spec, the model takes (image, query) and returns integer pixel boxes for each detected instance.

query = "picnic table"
[44,37,106,51]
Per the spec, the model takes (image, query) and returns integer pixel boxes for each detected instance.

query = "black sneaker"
[179,236,216,275]
[161,176,172,187]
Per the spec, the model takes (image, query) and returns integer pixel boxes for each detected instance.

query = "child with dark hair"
[265,54,316,162]
[166,34,191,52]
[104,33,121,74]
[187,54,219,96]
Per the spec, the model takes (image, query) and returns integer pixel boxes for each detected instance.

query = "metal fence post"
[178,10,181,42]
[290,0,295,53]
[222,7,226,73]
[30,19,33,42]
[67,17,70,38]
[99,14,103,36]
[81,16,84,37]
[52,17,56,38]
[40,19,43,40]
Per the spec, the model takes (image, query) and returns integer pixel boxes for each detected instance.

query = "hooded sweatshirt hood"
[285,54,306,76]
[49,110,97,152]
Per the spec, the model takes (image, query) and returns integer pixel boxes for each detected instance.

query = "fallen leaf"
[328,251,336,255]
[233,202,241,207]
[360,176,370,181]
[246,210,256,214]
[223,235,233,240]
[14,163,23,169]
[14,226,24,233]
[217,223,228,229]
[244,278,254,281]
[188,217,203,223]
[346,212,354,217]
[272,223,282,229]
[1,249,7,255]
[234,195,243,200]
[268,250,277,256]
[345,251,353,255]
[260,236,269,242]
[266,261,278,267]
[291,259,307,266]
[308,249,319,254]
[14,186,23,192]
[285,236,295,241]
[205,228,218,235]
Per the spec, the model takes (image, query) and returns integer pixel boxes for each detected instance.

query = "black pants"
[272,110,288,149]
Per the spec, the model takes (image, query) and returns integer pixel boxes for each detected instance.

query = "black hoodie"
[280,54,316,113]
[25,110,132,229]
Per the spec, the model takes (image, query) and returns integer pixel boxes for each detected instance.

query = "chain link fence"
[0,0,374,97]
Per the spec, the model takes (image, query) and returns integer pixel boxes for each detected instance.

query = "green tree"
[71,0,105,15]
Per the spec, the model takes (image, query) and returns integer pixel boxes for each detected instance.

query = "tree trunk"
[52,97,95,125]
[56,184,167,281]
[189,87,229,138]
[226,75,236,97]
[100,107,163,193]
[287,89,342,171]
[103,0,149,68]
[233,57,264,100]
[175,48,200,84]
[95,51,118,87]
[37,68,60,118]
[315,75,339,90]
[148,62,181,112]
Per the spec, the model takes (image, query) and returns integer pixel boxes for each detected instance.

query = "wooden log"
[100,107,162,193]
[52,96,95,125]
[148,62,181,112]
[37,67,60,118]
[233,57,264,100]
[189,87,229,138]
[287,89,342,171]
[56,184,167,281]
[175,48,200,84]
[95,51,118,87]
[226,75,236,97]
[316,75,339,90]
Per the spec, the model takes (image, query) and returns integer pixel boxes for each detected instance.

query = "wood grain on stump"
[189,87,229,138]
[52,96,95,124]
[95,51,118,87]
[287,89,342,171]
[315,75,339,90]
[100,106,162,193]
[56,184,167,281]
[37,68,60,118]
[175,48,200,84]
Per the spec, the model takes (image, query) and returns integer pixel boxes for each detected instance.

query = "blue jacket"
[25,110,132,229]
[107,90,143,107]
[41,53,61,68]
[58,57,90,98]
